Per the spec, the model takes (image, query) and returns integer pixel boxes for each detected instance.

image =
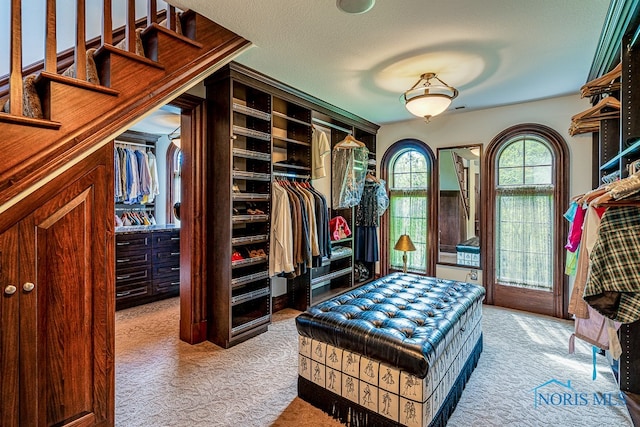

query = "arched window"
[483,124,569,317]
[381,139,436,276]
[166,143,182,223]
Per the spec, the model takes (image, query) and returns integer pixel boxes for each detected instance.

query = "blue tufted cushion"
[295,272,485,378]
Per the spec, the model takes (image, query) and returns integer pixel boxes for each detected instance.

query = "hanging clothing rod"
[115,140,154,149]
[312,118,352,135]
[273,171,310,180]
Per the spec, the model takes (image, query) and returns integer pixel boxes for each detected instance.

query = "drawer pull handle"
[171,281,180,286]
[4,285,17,295]
[116,242,130,246]
[23,282,35,292]
[116,258,130,263]
[170,237,180,241]
[116,275,131,280]
[116,291,131,297]
[170,252,180,256]
[171,267,180,271]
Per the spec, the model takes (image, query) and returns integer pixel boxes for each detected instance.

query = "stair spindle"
[126,0,136,53]
[102,0,113,45]
[147,0,157,27]
[45,0,57,73]
[166,5,176,31]
[9,0,23,116]
[75,0,87,81]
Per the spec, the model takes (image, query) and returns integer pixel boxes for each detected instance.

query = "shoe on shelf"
[231,250,244,262]
[247,208,265,215]
[232,185,241,193]
[256,249,266,257]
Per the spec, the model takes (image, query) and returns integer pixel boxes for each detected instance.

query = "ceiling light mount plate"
[336,0,375,14]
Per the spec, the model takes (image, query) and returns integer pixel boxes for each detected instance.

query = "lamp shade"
[405,94,452,118]
[403,73,458,122]
[394,234,416,252]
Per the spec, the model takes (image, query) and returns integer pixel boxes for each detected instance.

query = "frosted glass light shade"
[405,94,452,118]
[403,73,458,122]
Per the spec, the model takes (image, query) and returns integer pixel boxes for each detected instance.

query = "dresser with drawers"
[115,226,180,309]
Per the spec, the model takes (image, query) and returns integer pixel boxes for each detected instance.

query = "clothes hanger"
[580,62,622,97]
[366,172,379,183]
[571,96,620,121]
[334,134,366,149]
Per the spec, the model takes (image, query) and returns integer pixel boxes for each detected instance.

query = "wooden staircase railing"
[0,0,251,208]
[451,152,471,219]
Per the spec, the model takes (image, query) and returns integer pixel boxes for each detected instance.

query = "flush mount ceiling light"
[336,0,375,14]
[403,72,459,122]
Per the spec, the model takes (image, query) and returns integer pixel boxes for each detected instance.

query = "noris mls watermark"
[532,379,626,408]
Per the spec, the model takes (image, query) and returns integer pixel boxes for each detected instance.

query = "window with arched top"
[381,139,437,276]
[495,136,554,290]
[483,124,569,318]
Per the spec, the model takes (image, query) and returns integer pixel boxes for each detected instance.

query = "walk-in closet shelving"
[113,130,180,309]
[208,62,378,343]
[207,70,273,348]
[583,5,640,419]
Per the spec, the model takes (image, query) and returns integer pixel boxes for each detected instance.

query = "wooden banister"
[75,0,87,81]
[9,0,23,116]
[102,0,113,46]
[166,5,176,31]
[2,0,185,113]
[45,0,57,73]
[126,0,136,53]
[147,0,157,27]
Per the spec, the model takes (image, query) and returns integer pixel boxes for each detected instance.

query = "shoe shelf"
[231,271,269,289]
[232,170,271,181]
[231,313,270,337]
[233,101,272,121]
[232,192,270,201]
[231,234,269,245]
[231,286,271,306]
[311,267,353,287]
[231,254,268,269]
[232,214,269,224]
[232,125,271,142]
[232,148,271,162]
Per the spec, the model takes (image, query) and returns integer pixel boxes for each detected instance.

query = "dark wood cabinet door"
[19,160,113,426]
[0,225,20,427]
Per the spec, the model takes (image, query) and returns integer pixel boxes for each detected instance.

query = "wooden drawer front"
[152,230,180,248]
[115,265,152,286]
[115,250,150,270]
[115,232,151,252]
[153,264,180,281]
[152,248,180,266]
[153,278,181,295]
[116,282,152,301]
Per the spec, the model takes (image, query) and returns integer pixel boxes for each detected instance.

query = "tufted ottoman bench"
[295,272,485,427]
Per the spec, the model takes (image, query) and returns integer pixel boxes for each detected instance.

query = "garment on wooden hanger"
[311,127,330,179]
[331,139,369,209]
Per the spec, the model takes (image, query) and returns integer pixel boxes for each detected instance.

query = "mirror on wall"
[437,145,481,267]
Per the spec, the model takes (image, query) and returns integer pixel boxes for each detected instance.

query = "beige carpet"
[116,297,632,426]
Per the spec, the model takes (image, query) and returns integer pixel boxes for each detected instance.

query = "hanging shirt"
[584,206,640,323]
[312,128,330,179]
[147,151,160,203]
[269,183,294,277]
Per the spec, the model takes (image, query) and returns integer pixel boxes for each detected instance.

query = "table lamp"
[394,234,416,273]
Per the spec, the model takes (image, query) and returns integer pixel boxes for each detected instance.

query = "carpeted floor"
[115,297,632,426]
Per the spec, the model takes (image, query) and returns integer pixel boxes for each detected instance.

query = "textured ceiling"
[166,0,611,125]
